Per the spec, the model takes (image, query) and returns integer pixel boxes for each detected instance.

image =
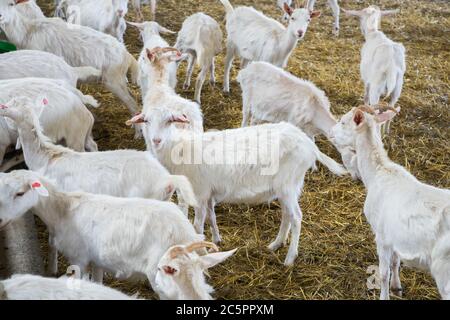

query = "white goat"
[305,0,340,36]
[0,50,101,87]
[0,170,236,300]
[238,61,359,179]
[0,274,136,300]
[55,0,129,43]
[219,0,321,93]
[129,108,347,266]
[277,0,292,23]
[15,0,44,19]
[0,96,198,277]
[127,21,177,96]
[175,13,222,104]
[330,106,450,300]
[0,0,140,134]
[131,0,157,22]
[129,47,204,144]
[0,78,97,172]
[344,5,406,134]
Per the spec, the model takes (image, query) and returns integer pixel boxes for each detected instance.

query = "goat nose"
[118,9,124,16]
[153,138,161,145]
[298,30,304,37]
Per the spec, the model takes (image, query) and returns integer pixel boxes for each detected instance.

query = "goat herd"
[0,0,448,301]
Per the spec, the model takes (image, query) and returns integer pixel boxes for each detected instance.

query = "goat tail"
[73,66,102,84]
[315,148,348,176]
[219,0,234,15]
[80,93,99,108]
[127,53,139,85]
[169,175,198,208]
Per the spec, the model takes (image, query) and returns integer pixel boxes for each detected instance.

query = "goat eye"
[15,192,25,198]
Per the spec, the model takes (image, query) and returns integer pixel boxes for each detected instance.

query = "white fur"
[331,107,450,300]
[0,78,97,172]
[219,0,320,93]
[139,107,347,266]
[131,0,157,21]
[0,170,235,300]
[128,21,177,96]
[238,61,358,179]
[0,50,101,87]
[0,0,140,128]
[138,48,204,141]
[175,13,222,104]
[344,5,405,134]
[0,97,198,277]
[305,0,340,35]
[1,274,135,300]
[55,0,129,43]
[16,0,45,19]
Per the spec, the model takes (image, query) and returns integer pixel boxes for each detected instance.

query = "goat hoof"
[268,242,282,252]
[284,255,297,266]
[391,287,403,298]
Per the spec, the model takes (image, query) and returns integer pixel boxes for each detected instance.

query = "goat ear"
[375,108,400,124]
[381,9,399,16]
[159,25,176,35]
[127,21,145,31]
[125,113,146,126]
[283,3,294,16]
[342,8,363,17]
[170,114,190,124]
[162,265,178,276]
[199,249,237,270]
[353,109,365,127]
[0,104,21,121]
[15,0,30,5]
[30,181,49,197]
[310,10,321,18]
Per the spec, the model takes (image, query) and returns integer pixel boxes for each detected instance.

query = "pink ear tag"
[42,98,49,106]
[30,181,49,197]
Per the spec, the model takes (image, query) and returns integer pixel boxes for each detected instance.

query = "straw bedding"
[33,0,449,299]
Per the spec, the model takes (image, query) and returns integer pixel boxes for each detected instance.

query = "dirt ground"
[33,0,449,300]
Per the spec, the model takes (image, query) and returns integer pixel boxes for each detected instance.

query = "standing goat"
[330,106,450,300]
[344,5,406,134]
[129,108,347,266]
[175,13,223,104]
[0,50,101,87]
[55,0,129,43]
[130,47,204,143]
[219,0,320,93]
[1,274,136,300]
[238,61,359,179]
[0,78,97,172]
[0,170,236,300]
[0,97,198,277]
[127,21,177,96]
[305,0,340,36]
[0,0,140,135]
